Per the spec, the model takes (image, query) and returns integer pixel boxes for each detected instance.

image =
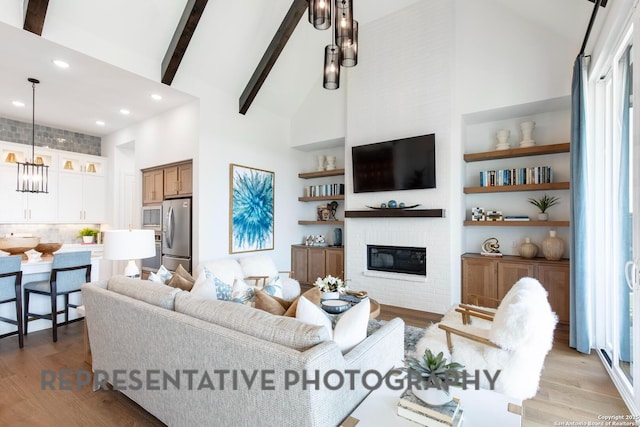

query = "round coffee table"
[369,298,380,319]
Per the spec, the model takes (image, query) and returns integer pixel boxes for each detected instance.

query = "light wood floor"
[0,307,632,426]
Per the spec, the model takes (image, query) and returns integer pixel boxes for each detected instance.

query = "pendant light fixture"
[310,0,357,90]
[308,0,331,30]
[16,78,49,193]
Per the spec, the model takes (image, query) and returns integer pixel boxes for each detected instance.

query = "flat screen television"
[352,133,436,193]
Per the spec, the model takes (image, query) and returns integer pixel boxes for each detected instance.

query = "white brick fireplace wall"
[346,217,450,313]
[344,1,454,314]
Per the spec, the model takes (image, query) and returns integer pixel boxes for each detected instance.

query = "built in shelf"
[464,182,570,194]
[345,209,445,218]
[463,143,570,162]
[298,195,345,202]
[298,220,344,225]
[463,220,570,227]
[298,169,345,179]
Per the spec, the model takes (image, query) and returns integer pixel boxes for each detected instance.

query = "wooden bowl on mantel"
[0,236,40,260]
[35,242,63,260]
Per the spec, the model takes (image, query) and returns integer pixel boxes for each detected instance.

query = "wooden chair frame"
[0,270,24,348]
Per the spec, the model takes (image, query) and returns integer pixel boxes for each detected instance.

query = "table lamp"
[103,229,155,277]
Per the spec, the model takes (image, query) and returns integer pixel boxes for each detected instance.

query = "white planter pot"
[412,386,452,406]
[82,236,94,244]
[537,213,548,221]
[321,291,340,300]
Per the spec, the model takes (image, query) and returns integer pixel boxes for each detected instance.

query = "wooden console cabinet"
[461,253,569,325]
[291,245,344,285]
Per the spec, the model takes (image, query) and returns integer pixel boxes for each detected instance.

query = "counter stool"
[0,256,24,348]
[24,251,92,342]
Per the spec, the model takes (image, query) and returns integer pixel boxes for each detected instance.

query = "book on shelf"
[504,215,530,221]
[397,405,464,427]
[398,389,461,423]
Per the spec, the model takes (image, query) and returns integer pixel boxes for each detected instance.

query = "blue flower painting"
[230,164,274,253]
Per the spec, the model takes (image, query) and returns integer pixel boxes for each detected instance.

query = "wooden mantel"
[344,209,445,218]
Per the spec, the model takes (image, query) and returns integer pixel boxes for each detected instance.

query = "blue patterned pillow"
[231,279,256,305]
[200,267,232,301]
[263,275,283,298]
[149,265,172,284]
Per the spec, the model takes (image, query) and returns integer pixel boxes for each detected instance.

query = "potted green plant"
[77,228,98,244]
[405,348,464,406]
[528,194,559,221]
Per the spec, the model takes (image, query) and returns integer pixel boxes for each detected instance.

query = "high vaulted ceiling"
[0,0,606,137]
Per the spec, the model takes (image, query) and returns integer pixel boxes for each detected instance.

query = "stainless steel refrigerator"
[162,198,192,273]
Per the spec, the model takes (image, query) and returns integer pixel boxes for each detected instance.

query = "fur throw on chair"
[414,277,558,400]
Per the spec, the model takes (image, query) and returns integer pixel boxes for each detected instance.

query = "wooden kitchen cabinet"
[164,161,192,198]
[291,245,344,285]
[142,169,164,204]
[461,253,569,325]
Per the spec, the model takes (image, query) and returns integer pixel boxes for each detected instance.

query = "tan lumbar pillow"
[283,287,321,317]
[167,264,195,291]
[254,286,321,317]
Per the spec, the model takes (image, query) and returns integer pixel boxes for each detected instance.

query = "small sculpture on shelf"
[495,129,511,150]
[471,207,485,221]
[481,237,502,257]
[519,121,536,147]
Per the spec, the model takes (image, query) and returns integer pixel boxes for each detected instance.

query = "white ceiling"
[0,0,607,137]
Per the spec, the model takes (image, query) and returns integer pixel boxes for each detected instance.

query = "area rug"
[367,319,429,358]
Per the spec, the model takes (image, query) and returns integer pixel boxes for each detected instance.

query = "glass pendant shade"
[323,45,341,90]
[17,78,49,194]
[308,0,331,30]
[340,20,358,67]
[335,0,353,48]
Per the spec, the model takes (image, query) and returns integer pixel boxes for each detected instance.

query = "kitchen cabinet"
[142,169,164,205]
[291,245,344,285]
[461,253,569,325]
[164,161,192,198]
[57,153,106,223]
[0,164,57,223]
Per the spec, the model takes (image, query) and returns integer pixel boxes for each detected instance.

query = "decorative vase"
[538,213,548,221]
[316,155,326,171]
[519,237,538,259]
[325,156,336,170]
[495,129,511,150]
[542,230,564,261]
[412,386,452,406]
[519,121,536,147]
[321,291,340,300]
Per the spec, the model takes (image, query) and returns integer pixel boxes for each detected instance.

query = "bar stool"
[0,256,24,348]
[24,251,92,342]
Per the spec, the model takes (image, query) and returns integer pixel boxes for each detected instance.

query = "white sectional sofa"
[82,276,404,427]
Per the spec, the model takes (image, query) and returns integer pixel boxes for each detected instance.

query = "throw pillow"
[283,286,321,317]
[231,279,256,306]
[295,296,371,354]
[190,277,218,301]
[167,273,194,291]
[214,277,233,301]
[148,265,172,284]
[174,264,196,284]
[263,275,283,298]
[254,290,290,315]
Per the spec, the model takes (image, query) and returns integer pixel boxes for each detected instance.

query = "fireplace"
[366,245,426,276]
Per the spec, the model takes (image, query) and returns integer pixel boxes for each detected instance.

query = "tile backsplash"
[0,224,101,244]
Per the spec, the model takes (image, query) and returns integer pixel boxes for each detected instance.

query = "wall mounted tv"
[352,133,436,193]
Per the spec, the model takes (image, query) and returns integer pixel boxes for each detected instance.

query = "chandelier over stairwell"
[16,77,49,193]
[308,0,358,90]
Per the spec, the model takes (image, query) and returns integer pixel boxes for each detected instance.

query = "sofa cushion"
[174,291,330,351]
[107,275,181,310]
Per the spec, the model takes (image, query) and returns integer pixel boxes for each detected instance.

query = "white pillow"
[190,277,218,301]
[149,265,172,284]
[231,279,256,306]
[296,296,370,354]
[196,258,243,287]
[239,254,279,278]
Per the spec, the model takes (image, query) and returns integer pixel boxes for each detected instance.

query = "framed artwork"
[229,164,274,253]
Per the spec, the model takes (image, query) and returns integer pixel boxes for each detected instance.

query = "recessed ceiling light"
[120,109,130,115]
[96,120,105,126]
[12,101,25,107]
[53,59,69,69]
[151,94,162,101]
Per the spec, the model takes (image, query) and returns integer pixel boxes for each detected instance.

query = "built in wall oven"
[142,205,162,232]
[141,233,162,271]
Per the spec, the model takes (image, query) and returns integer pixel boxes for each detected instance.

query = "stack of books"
[397,389,464,427]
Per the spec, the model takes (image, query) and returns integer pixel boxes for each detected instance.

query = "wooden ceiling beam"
[161,0,208,85]
[239,0,308,115]
[23,0,50,36]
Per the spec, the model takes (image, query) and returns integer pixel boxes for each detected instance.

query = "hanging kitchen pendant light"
[308,0,331,30]
[16,78,49,193]
[335,0,353,49]
[323,44,341,89]
[340,20,358,67]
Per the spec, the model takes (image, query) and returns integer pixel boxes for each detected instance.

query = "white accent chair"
[415,277,557,400]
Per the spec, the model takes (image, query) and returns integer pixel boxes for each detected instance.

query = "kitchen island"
[0,244,104,337]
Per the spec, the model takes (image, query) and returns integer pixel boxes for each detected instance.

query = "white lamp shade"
[103,229,156,261]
